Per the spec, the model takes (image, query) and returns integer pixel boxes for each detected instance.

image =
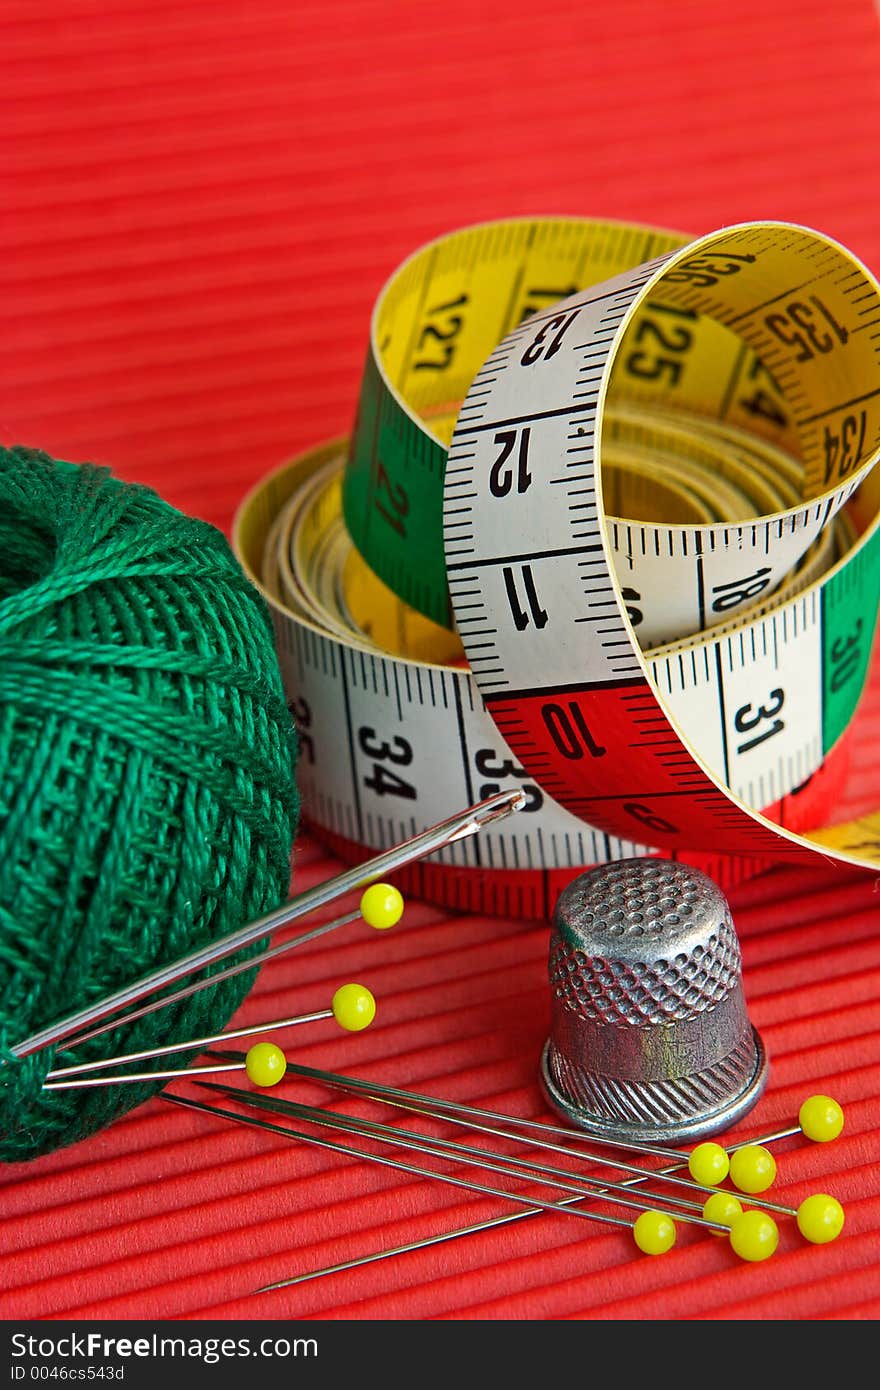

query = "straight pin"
[46,1008,331,1081]
[254,1158,703,1293]
[200,1074,797,1218]
[201,1084,716,1222]
[60,884,402,1054]
[9,790,523,1062]
[44,986,376,1088]
[274,1060,711,1164]
[45,1061,251,1089]
[58,908,361,1053]
[755,1094,845,1147]
[164,1091,640,1230]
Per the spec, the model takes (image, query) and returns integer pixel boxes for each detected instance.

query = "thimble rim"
[539,1027,770,1145]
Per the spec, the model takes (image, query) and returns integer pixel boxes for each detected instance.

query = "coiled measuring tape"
[234,217,880,917]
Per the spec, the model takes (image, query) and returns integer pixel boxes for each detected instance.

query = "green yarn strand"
[0,446,299,1163]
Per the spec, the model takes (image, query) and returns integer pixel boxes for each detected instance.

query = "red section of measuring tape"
[487,685,839,856]
[486,683,716,847]
[3,0,880,1326]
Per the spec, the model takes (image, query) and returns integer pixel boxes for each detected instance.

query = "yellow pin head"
[729,1210,779,1262]
[729,1143,777,1194]
[360,883,404,930]
[332,982,377,1032]
[688,1141,730,1186]
[633,1210,676,1255]
[799,1094,844,1143]
[244,1042,287,1088]
[702,1191,743,1233]
[797,1194,845,1245]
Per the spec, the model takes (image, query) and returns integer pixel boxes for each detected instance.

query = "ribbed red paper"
[2,0,880,1321]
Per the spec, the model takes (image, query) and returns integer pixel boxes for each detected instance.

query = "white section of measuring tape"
[601,409,864,650]
[648,594,823,808]
[446,264,669,692]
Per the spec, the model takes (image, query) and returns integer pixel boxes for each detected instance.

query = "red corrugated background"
[2,0,880,1321]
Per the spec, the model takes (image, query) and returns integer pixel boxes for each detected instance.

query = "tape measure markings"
[648,591,824,808]
[443,222,880,865]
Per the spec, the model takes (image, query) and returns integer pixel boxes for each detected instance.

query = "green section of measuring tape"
[346,351,453,624]
[822,518,880,751]
[344,218,694,627]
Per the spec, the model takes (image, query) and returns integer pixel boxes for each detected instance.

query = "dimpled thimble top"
[551,858,742,1027]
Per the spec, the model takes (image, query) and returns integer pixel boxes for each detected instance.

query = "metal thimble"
[540,858,768,1144]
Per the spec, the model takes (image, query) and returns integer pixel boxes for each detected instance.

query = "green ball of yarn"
[0,446,298,1162]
